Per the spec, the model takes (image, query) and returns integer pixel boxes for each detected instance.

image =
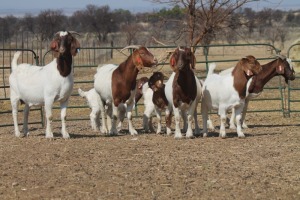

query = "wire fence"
[0,43,299,128]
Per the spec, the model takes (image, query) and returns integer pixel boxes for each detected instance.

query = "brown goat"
[94,45,157,135]
[164,47,202,139]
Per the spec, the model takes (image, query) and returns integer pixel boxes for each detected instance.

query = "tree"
[150,0,257,51]
[121,23,143,45]
[73,5,117,44]
[35,9,67,62]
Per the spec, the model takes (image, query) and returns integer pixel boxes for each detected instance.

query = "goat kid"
[78,88,107,132]
[143,72,169,134]
[164,47,202,139]
[201,56,262,138]
[9,31,80,138]
[78,77,149,133]
[94,45,157,135]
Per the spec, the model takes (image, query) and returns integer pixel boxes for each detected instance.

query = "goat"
[201,56,262,138]
[164,47,202,139]
[78,88,107,132]
[143,72,169,134]
[78,77,149,133]
[94,45,158,135]
[9,31,80,138]
[217,55,296,129]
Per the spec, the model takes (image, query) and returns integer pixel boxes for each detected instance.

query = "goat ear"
[137,82,144,89]
[276,65,284,74]
[170,55,176,71]
[132,51,143,70]
[71,38,80,56]
[240,58,253,77]
[50,40,59,58]
[245,69,253,76]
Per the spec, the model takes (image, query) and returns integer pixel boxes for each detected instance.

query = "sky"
[0,0,300,17]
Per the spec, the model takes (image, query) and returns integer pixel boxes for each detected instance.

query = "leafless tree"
[149,0,257,50]
[121,23,144,45]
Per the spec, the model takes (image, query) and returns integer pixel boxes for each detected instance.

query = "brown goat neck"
[172,69,197,107]
[232,65,251,99]
[153,85,168,109]
[111,55,139,106]
[248,58,285,94]
[57,53,73,77]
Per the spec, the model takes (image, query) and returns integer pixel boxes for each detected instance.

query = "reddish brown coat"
[232,55,262,99]
[111,47,157,106]
[170,47,197,107]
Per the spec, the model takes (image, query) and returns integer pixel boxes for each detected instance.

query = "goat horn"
[68,31,81,36]
[120,45,141,52]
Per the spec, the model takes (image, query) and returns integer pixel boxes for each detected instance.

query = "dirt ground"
[0,111,299,200]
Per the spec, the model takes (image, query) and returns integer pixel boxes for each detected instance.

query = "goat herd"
[8,31,296,140]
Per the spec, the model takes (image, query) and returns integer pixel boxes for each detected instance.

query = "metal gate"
[0,49,43,127]
[287,44,300,115]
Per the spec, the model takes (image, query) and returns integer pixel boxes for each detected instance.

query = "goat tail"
[78,88,86,98]
[11,51,21,72]
[207,62,217,76]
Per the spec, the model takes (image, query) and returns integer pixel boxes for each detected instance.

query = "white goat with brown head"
[9,31,80,138]
[201,55,262,138]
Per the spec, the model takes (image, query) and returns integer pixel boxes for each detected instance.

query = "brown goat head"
[238,55,262,76]
[276,57,296,83]
[131,47,158,70]
[135,77,149,103]
[50,31,80,58]
[148,72,165,92]
[170,47,196,72]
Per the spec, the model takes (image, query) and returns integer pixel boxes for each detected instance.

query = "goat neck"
[248,58,295,94]
[173,68,197,107]
[111,55,139,106]
[57,52,73,77]
[232,65,253,100]
[135,77,149,103]
[153,85,168,109]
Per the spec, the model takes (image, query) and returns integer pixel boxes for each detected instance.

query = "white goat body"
[201,56,262,138]
[9,31,80,138]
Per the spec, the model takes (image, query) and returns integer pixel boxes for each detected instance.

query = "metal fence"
[1,43,299,128]
[287,43,300,115]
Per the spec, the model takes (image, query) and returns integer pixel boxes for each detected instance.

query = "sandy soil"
[0,112,299,200]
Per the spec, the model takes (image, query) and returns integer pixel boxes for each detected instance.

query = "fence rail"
[1,43,299,128]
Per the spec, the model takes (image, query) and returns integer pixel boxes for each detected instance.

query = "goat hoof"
[130,129,138,135]
[186,135,195,139]
[62,134,70,139]
[174,134,183,139]
[45,132,54,139]
[229,125,237,129]
[242,124,249,129]
[16,132,26,138]
[100,128,108,134]
[219,135,227,139]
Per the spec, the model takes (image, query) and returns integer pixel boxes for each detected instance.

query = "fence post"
[111,40,114,59]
